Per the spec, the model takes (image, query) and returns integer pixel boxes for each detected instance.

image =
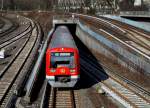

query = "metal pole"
[1,0,3,11]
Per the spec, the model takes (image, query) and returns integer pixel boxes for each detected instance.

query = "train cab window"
[51,52,75,68]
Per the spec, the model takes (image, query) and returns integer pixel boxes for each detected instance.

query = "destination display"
[51,52,73,57]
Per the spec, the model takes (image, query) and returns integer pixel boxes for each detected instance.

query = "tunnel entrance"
[54,24,77,36]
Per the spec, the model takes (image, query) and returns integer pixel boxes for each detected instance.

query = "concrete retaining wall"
[76,21,150,75]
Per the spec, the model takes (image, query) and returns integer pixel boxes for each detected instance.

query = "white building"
[134,0,142,6]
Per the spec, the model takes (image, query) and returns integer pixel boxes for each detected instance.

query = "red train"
[46,26,80,87]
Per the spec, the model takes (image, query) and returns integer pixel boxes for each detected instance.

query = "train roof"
[49,26,77,49]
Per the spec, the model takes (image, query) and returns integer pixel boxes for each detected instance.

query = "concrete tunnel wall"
[76,21,150,75]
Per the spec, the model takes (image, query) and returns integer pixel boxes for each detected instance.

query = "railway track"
[80,51,150,108]
[49,88,75,108]
[0,17,13,34]
[80,50,150,96]
[0,16,30,46]
[99,16,150,53]
[40,82,80,108]
[0,17,32,77]
[0,16,18,37]
[100,16,150,39]
[0,15,34,79]
[77,14,150,56]
[0,15,41,108]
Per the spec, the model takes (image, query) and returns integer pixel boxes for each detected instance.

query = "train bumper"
[46,75,79,87]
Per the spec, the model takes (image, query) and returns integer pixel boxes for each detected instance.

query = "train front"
[46,26,80,88]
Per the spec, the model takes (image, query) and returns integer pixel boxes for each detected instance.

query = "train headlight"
[50,69,56,72]
[70,69,76,73]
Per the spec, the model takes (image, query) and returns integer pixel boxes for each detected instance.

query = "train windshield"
[51,52,75,68]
